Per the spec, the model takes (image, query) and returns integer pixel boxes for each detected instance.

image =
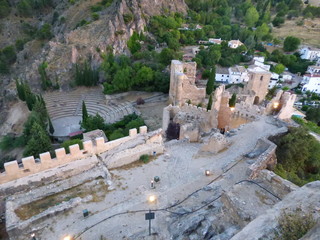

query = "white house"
[215,66,230,83]
[208,38,222,44]
[307,65,320,75]
[228,66,249,84]
[300,47,320,61]
[228,40,244,49]
[302,74,320,93]
[268,73,279,89]
[281,71,293,81]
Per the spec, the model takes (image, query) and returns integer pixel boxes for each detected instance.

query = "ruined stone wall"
[217,92,232,130]
[169,60,206,106]
[257,169,299,199]
[234,101,265,120]
[0,126,161,184]
[277,92,297,120]
[162,104,216,139]
[248,138,277,179]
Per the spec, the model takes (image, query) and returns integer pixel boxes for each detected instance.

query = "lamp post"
[31,233,36,240]
[146,195,156,236]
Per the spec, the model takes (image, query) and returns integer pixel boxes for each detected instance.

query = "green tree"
[273,64,286,74]
[283,36,301,52]
[134,66,154,87]
[207,94,213,111]
[306,107,320,124]
[48,117,54,135]
[15,79,26,101]
[245,6,259,27]
[32,100,48,125]
[81,113,105,132]
[159,48,179,66]
[229,93,236,107]
[127,31,141,54]
[255,23,269,40]
[82,101,88,125]
[0,0,10,18]
[23,122,52,157]
[17,0,32,17]
[38,62,52,90]
[112,67,132,91]
[61,139,83,154]
[206,67,215,95]
[37,23,53,40]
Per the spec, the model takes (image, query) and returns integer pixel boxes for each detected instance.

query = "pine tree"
[82,101,88,125]
[15,79,26,101]
[207,95,213,111]
[48,117,54,135]
[206,66,215,95]
[23,122,52,157]
[229,93,237,107]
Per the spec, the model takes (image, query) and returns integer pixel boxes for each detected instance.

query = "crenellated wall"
[0,126,156,184]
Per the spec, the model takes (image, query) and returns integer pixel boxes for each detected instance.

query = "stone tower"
[169,60,206,106]
[246,66,271,104]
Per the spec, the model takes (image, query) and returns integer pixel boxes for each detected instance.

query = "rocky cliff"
[17,0,186,88]
[0,0,187,127]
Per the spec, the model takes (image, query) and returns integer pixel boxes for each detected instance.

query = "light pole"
[146,195,157,236]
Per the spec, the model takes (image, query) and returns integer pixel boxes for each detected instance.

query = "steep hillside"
[0,0,187,126]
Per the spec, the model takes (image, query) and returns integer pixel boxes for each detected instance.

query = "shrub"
[123,13,134,23]
[274,209,316,240]
[91,5,102,12]
[136,97,145,105]
[139,154,149,163]
[91,13,99,21]
[61,139,83,154]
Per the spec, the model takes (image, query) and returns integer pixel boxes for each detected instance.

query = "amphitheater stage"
[51,116,82,138]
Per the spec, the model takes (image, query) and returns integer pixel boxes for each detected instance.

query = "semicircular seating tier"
[43,87,138,124]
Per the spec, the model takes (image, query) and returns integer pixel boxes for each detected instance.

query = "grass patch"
[292,116,320,135]
[14,177,110,220]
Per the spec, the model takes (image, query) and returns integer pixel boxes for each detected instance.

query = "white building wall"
[300,47,320,61]
[216,73,230,83]
[302,76,320,93]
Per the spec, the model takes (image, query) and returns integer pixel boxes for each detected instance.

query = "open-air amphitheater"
[0,60,320,240]
[43,87,138,137]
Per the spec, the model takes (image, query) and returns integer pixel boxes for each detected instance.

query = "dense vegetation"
[102,51,170,94]
[81,111,145,141]
[272,127,320,186]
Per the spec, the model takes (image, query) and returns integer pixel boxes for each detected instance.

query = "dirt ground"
[137,99,169,131]
[272,18,320,48]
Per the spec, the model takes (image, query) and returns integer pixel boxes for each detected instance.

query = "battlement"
[0,126,150,184]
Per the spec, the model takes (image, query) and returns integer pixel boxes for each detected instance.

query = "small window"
[222,75,224,77]
[260,76,263,80]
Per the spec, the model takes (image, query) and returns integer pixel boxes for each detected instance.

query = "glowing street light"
[31,233,36,240]
[148,195,156,203]
[230,107,235,111]
[205,170,211,176]
[63,236,72,240]
[273,102,279,109]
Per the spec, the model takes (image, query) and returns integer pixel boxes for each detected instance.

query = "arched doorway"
[253,96,259,105]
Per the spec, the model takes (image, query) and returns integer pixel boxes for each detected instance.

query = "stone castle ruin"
[164,60,297,142]
[169,60,206,106]
[0,60,308,240]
